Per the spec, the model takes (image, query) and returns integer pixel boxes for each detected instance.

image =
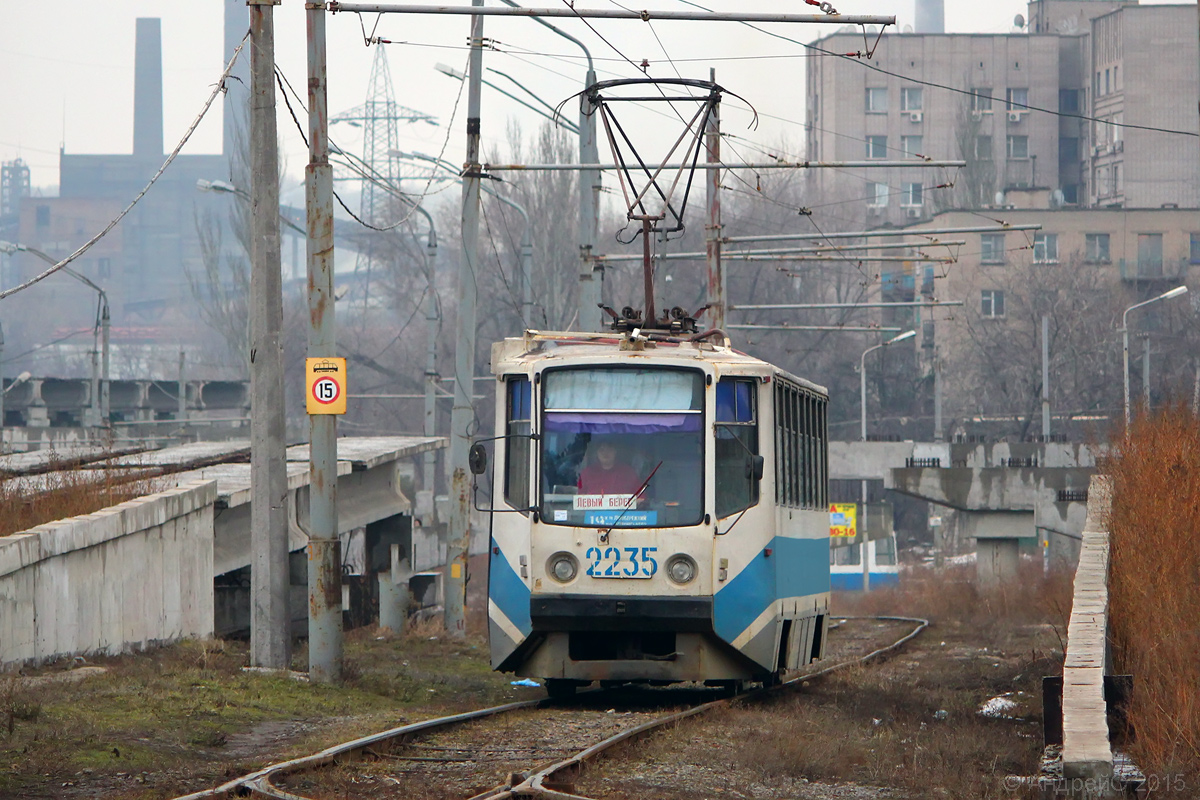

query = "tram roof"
[491,331,828,397]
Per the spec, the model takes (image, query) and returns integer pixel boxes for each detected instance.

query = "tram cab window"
[504,377,532,510]
[715,377,760,519]
[832,542,861,566]
[539,367,704,528]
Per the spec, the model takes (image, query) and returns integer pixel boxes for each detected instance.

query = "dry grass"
[0,450,163,537]
[1107,404,1200,777]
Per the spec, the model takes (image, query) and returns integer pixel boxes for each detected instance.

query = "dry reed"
[1107,404,1200,777]
[0,450,163,537]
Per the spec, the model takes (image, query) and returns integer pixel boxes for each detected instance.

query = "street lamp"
[434,63,580,134]
[0,240,110,427]
[860,329,917,442]
[857,328,914,592]
[393,150,535,329]
[196,179,307,236]
[1122,285,1188,425]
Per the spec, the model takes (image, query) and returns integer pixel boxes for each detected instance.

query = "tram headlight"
[548,552,579,583]
[666,554,697,585]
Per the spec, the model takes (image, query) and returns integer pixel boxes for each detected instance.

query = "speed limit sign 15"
[306,357,347,415]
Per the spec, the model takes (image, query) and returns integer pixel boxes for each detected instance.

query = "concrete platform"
[285,436,444,470]
[101,440,251,470]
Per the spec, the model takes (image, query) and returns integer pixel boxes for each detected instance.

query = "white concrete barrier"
[0,479,217,669]
[1062,475,1114,783]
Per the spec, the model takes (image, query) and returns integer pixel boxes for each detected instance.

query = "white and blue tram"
[829,534,901,591]
[481,330,832,695]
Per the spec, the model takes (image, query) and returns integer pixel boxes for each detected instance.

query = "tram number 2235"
[585,546,658,579]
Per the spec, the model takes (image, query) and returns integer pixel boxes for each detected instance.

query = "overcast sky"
[1,0,1189,205]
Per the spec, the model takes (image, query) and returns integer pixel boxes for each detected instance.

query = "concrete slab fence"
[0,479,216,669]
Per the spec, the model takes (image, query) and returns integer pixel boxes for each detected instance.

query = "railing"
[1057,489,1089,503]
[1003,456,1039,468]
[905,457,942,468]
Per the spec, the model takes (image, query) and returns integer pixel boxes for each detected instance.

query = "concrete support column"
[976,538,1020,586]
[379,544,412,634]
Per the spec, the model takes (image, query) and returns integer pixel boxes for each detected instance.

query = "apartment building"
[806,1,1199,226]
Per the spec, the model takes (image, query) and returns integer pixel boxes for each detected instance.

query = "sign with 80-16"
[306,357,347,415]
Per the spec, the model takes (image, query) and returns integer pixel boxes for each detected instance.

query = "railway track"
[174,616,926,800]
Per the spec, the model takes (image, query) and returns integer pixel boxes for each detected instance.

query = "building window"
[974,136,993,160]
[1113,163,1122,193]
[1095,71,1101,96]
[1085,233,1111,263]
[1190,233,1200,265]
[902,183,923,207]
[35,205,50,227]
[970,88,993,112]
[901,87,923,111]
[1007,135,1029,159]
[869,182,889,207]
[981,289,1005,318]
[865,87,888,113]
[1104,68,1110,95]
[980,233,1005,264]
[1033,233,1058,263]
[1006,87,1029,111]
[1059,89,1081,113]
[866,136,888,159]
[1138,234,1164,277]
[901,135,923,159]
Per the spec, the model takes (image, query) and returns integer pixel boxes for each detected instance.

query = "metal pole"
[424,227,440,496]
[249,0,291,672]
[579,67,600,331]
[306,1,342,681]
[705,69,724,331]
[520,223,533,330]
[483,160,965,172]
[1122,324,1131,427]
[331,3,897,24]
[1041,315,1050,439]
[721,224,1042,246]
[445,0,486,639]
[1143,334,1151,412]
[596,240,970,264]
[734,301,964,311]
[933,346,943,442]
[100,301,110,429]
[90,326,100,428]
[178,348,187,423]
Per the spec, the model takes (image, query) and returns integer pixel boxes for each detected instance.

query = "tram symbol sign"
[306,357,347,415]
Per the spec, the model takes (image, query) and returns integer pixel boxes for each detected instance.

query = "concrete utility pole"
[178,349,187,423]
[248,0,290,671]
[306,1,344,682]
[100,302,110,428]
[444,0,486,639]
[705,68,724,331]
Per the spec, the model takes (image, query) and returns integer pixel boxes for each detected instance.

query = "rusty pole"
[306,1,343,681]
[445,0,486,639]
[248,0,290,670]
[705,69,723,331]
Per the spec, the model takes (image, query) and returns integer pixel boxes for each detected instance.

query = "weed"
[1107,404,1200,778]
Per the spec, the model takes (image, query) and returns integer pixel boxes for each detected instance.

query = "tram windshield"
[539,367,704,528]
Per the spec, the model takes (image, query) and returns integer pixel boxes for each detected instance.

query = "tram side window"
[715,378,759,518]
[774,381,828,510]
[505,377,532,510]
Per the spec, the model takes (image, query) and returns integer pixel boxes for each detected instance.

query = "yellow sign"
[306,357,347,415]
[829,503,857,538]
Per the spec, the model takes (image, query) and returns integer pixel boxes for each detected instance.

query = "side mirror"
[746,454,765,482]
[469,442,489,475]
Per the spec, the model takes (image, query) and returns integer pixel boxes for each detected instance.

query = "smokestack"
[223,0,250,160]
[914,0,945,33]
[133,18,164,157]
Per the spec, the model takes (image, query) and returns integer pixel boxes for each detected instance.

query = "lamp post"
[0,241,110,429]
[1122,285,1187,425]
[393,150,535,329]
[197,179,307,237]
[858,329,915,592]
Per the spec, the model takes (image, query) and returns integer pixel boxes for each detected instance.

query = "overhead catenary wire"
[0,32,252,302]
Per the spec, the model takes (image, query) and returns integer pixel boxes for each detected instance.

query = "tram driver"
[578,437,643,497]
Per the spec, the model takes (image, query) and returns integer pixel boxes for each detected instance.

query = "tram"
[477,328,832,695]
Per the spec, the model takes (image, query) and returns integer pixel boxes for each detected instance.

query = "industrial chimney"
[914,0,945,33]
[133,18,164,157]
